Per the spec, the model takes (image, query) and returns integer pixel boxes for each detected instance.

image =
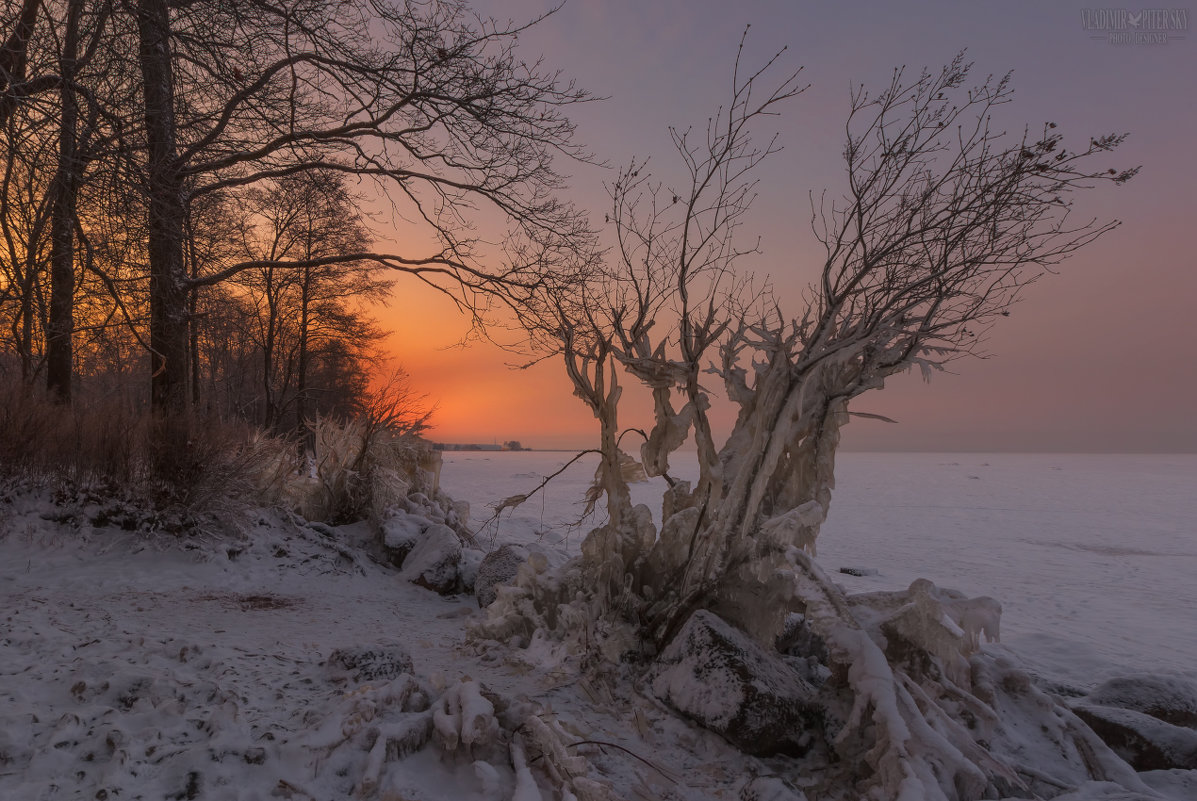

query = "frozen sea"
[441,450,1197,689]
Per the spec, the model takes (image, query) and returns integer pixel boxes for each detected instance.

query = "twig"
[566,739,680,785]
[478,448,601,539]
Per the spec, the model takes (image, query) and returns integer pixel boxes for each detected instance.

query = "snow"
[2,450,1194,800]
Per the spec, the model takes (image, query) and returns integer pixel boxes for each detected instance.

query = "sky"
[378,0,1196,452]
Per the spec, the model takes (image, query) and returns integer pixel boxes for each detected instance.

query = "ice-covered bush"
[281,417,442,524]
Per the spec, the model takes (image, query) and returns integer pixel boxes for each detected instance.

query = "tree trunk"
[46,0,83,403]
[135,0,191,463]
[295,264,311,454]
[261,266,278,430]
[0,0,40,128]
[595,359,630,528]
[17,266,34,382]
[185,204,201,408]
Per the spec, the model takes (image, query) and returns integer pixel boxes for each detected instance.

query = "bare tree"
[647,55,1136,644]
[485,48,1139,800]
[0,0,47,127]
[119,0,591,471]
[0,91,54,382]
[46,0,114,401]
[0,1,120,399]
[226,170,385,438]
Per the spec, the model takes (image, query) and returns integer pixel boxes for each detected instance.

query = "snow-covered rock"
[401,522,463,594]
[379,508,431,567]
[1071,702,1197,771]
[475,544,529,608]
[1070,674,1197,771]
[1085,675,1197,729]
[650,610,824,757]
[328,646,414,683]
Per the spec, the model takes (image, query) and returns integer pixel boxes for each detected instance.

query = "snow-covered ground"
[0,486,804,800]
[443,451,1197,689]
[2,451,1194,800]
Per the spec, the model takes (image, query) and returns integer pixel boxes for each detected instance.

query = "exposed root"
[788,549,1157,800]
[309,672,612,800]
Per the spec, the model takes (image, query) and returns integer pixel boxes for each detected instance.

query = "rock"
[475,544,528,608]
[775,613,831,687]
[401,523,463,594]
[328,646,414,682]
[379,510,431,568]
[1071,674,1197,772]
[1072,702,1197,771]
[1085,675,1197,728]
[651,610,823,757]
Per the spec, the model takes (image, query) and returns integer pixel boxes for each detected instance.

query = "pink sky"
[379,0,1196,452]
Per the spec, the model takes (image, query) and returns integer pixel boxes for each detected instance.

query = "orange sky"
[374,0,1196,453]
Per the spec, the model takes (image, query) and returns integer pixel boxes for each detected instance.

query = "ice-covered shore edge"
[2,482,1195,801]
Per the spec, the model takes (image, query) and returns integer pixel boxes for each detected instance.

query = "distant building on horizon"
[433,440,527,452]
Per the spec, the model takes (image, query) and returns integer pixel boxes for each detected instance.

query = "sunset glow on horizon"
[374,0,1195,453]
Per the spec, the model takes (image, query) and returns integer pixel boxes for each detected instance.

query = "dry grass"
[0,384,436,527]
[0,384,149,486]
[0,386,285,525]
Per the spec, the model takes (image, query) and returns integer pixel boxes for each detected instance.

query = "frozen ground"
[444,451,1197,689]
[2,451,1194,800]
[0,490,815,800]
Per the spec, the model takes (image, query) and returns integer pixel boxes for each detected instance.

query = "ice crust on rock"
[651,609,824,757]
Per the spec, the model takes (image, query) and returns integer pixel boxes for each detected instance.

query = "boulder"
[401,523,463,594]
[380,509,431,568]
[1072,703,1197,771]
[651,610,823,757]
[475,544,529,608]
[328,647,414,682]
[1071,674,1197,772]
[1086,675,1197,728]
